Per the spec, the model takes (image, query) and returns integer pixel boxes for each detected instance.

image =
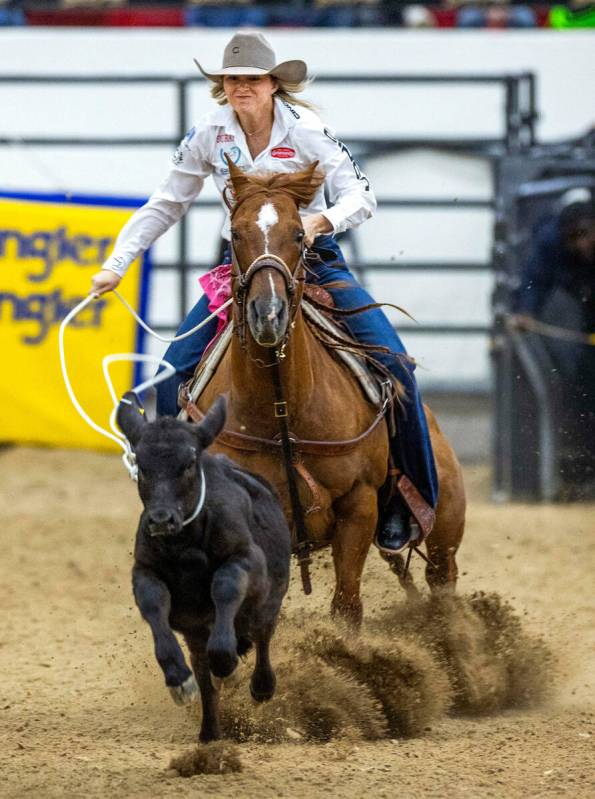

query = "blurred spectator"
[514,199,595,478]
[515,200,595,325]
[453,0,537,28]
[403,4,438,27]
[549,0,595,28]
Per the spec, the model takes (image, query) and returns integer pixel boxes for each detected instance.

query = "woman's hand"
[90,269,121,296]
[302,213,333,248]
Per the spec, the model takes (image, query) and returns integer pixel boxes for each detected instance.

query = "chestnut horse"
[194,160,465,625]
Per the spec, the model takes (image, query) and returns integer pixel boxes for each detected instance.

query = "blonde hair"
[209,76,318,112]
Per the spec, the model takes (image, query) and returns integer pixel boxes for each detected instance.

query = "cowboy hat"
[194,32,307,84]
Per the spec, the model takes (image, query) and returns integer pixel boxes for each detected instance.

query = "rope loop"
[59,291,232,481]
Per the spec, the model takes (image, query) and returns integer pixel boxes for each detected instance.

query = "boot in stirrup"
[375,494,421,555]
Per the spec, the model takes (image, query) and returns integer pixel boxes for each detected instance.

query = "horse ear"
[195,394,227,450]
[116,391,147,446]
[225,154,252,198]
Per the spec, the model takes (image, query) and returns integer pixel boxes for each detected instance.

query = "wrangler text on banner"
[0,192,150,450]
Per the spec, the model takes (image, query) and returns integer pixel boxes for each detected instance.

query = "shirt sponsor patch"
[323,127,370,191]
[271,147,296,159]
[216,133,235,143]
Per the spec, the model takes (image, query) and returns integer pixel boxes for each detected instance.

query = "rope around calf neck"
[59,291,233,480]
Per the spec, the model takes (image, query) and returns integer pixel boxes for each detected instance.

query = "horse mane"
[228,165,325,218]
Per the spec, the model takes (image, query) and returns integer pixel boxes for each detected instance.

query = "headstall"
[230,246,306,356]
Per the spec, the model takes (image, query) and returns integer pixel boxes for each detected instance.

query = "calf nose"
[149,508,175,524]
[147,507,178,536]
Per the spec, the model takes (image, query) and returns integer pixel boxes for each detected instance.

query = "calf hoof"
[199,725,221,743]
[237,635,253,658]
[169,674,199,706]
[208,647,238,680]
[250,669,276,703]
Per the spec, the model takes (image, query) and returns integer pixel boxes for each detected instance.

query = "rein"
[269,350,312,595]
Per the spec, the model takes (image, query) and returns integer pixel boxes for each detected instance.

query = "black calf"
[117,392,291,742]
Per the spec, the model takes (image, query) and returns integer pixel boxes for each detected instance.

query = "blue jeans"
[157,236,438,508]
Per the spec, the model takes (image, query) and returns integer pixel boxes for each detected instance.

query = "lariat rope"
[58,290,233,486]
[505,314,595,345]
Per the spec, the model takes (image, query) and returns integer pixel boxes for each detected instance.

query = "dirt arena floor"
[0,446,593,799]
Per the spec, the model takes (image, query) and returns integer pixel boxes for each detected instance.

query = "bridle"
[231,246,306,356]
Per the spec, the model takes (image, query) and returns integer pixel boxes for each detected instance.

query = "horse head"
[226,156,324,348]
[117,392,226,536]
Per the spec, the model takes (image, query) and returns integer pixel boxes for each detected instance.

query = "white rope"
[59,290,232,480]
[113,289,232,343]
[182,467,207,527]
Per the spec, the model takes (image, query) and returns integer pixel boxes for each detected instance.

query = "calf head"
[117,393,226,537]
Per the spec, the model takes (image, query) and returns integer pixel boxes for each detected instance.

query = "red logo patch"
[271,147,296,159]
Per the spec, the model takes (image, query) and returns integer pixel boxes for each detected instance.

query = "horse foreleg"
[330,483,378,627]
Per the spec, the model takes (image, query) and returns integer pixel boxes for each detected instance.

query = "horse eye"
[296,230,305,243]
[231,229,241,242]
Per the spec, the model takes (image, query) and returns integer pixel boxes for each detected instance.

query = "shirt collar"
[207,96,298,133]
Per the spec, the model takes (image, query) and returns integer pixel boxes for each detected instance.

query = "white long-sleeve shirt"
[103,95,376,277]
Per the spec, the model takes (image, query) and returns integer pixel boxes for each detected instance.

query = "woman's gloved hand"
[90,269,121,295]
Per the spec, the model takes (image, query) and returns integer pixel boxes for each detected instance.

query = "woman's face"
[223,75,277,116]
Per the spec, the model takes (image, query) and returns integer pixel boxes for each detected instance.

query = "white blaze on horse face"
[256,201,278,255]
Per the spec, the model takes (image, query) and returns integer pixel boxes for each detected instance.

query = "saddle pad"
[301,300,383,407]
[179,300,385,416]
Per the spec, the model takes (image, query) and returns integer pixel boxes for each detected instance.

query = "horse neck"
[229,306,314,429]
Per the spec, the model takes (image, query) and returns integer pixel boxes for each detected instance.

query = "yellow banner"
[0,193,150,451]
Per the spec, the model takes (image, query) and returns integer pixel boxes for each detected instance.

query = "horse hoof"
[210,674,224,690]
[169,674,199,706]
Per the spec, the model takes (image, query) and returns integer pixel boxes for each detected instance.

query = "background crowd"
[1,0,594,30]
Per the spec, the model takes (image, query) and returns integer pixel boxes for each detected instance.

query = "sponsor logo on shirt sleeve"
[172,126,197,166]
[281,100,300,120]
[271,147,296,159]
[323,127,370,191]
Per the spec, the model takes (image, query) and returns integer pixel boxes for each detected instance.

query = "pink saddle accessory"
[198,263,232,339]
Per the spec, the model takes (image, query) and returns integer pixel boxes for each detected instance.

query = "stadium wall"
[1,29,593,392]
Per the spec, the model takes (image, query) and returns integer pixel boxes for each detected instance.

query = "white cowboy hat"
[194,32,307,84]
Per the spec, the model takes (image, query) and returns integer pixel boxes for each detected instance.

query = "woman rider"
[90,31,438,554]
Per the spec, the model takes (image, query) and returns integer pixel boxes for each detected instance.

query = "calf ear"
[195,394,227,449]
[116,391,147,447]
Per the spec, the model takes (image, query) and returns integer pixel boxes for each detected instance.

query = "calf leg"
[250,622,276,702]
[186,635,222,742]
[132,567,198,705]
[207,558,250,679]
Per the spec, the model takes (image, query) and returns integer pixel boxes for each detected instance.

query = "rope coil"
[59,290,233,480]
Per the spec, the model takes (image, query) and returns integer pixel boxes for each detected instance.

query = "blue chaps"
[156,235,439,508]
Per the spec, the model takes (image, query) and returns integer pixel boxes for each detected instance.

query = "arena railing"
[0,72,536,347]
